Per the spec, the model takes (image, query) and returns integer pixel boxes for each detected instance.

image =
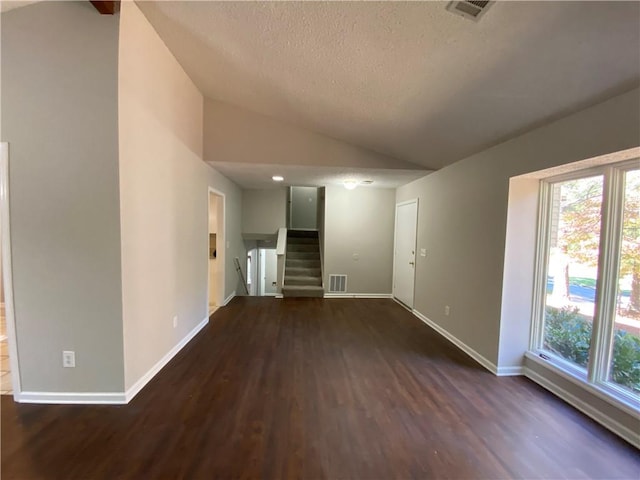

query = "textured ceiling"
[139,0,640,172]
[0,1,41,13]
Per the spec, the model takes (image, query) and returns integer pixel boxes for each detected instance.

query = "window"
[532,160,639,407]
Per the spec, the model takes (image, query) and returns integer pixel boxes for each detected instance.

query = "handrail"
[234,257,249,295]
[276,227,287,295]
[276,227,287,255]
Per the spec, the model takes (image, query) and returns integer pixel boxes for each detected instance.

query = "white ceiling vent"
[446,1,494,22]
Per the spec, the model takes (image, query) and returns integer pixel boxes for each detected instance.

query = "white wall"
[242,188,287,234]
[397,87,640,369]
[261,249,278,295]
[324,187,396,294]
[118,1,244,390]
[1,2,124,392]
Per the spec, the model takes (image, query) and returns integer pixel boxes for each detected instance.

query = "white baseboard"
[17,316,210,405]
[275,294,283,299]
[16,391,127,404]
[125,316,209,402]
[223,291,236,306]
[524,367,640,449]
[15,316,211,405]
[496,365,525,376]
[324,293,393,299]
[411,309,499,374]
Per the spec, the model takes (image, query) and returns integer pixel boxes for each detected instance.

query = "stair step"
[287,230,318,239]
[286,267,321,277]
[287,244,318,252]
[285,275,322,286]
[282,285,324,298]
[287,237,319,245]
[286,258,320,268]
[287,251,320,260]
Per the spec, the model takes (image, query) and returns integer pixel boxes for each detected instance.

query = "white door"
[393,200,418,308]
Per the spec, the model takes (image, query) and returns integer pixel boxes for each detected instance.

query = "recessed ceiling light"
[272,175,284,182]
[343,179,358,190]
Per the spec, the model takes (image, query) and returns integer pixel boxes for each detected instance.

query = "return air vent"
[329,274,347,293]
[446,1,494,22]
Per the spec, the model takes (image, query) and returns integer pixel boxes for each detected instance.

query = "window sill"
[524,350,640,419]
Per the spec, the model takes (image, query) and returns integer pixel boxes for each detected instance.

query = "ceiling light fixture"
[272,175,284,182]
[343,180,358,190]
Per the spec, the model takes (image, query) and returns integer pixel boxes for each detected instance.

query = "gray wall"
[396,87,640,439]
[290,187,318,230]
[203,99,421,170]
[1,2,124,392]
[324,187,395,294]
[397,87,640,368]
[242,188,287,234]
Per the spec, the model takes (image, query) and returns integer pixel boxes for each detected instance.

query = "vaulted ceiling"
[5,0,638,188]
[138,0,640,177]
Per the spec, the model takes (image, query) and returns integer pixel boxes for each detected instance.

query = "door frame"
[207,187,226,313]
[1,143,21,399]
[392,198,419,309]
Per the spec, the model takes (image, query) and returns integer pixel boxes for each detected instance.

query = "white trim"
[207,188,226,315]
[16,391,127,405]
[411,309,499,374]
[15,316,210,405]
[125,316,209,402]
[1,143,21,400]
[276,227,287,256]
[324,293,392,299]
[222,291,235,306]
[525,351,639,418]
[275,294,284,299]
[395,198,420,208]
[393,296,412,311]
[524,366,640,449]
[495,365,524,376]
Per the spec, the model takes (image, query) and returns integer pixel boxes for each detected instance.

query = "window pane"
[608,169,640,394]
[543,175,604,370]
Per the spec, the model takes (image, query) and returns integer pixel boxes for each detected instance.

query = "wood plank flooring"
[2,298,639,479]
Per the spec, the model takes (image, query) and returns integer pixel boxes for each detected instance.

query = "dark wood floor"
[2,298,639,479]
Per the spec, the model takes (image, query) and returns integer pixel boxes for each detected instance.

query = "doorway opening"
[1,143,19,398]
[208,188,225,316]
[245,243,277,297]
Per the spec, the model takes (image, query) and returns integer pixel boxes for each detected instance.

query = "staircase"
[283,230,324,298]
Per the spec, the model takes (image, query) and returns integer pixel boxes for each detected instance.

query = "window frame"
[530,159,640,412]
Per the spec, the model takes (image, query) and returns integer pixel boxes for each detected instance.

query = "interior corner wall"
[1,2,124,392]
[118,1,244,391]
[242,188,287,235]
[396,87,640,369]
[324,187,395,294]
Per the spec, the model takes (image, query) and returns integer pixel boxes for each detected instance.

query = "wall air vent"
[446,1,494,22]
[329,274,347,293]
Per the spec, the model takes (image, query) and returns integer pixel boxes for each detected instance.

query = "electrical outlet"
[173,316,178,328]
[445,305,450,316]
[352,253,359,261]
[420,248,427,257]
[62,351,75,368]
